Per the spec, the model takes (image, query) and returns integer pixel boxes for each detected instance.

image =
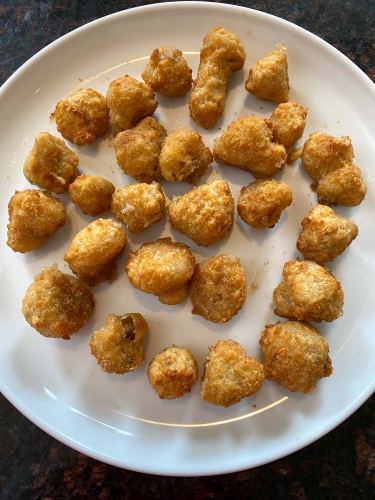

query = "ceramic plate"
[1,2,375,476]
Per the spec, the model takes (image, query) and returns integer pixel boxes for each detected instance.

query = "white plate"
[1,2,375,477]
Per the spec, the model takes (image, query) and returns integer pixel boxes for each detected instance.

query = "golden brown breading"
[23,132,79,194]
[301,132,367,206]
[245,43,290,103]
[148,344,198,399]
[237,179,293,229]
[7,189,66,253]
[200,340,264,407]
[64,218,127,286]
[106,75,158,133]
[159,130,213,183]
[141,46,193,96]
[126,237,195,305]
[22,264,94,339]
[68,174,115,216]
[212,116,287,178]
[273,260,344,322]
[189,27,246,129]
[111,181,165,234]
[270,101,308,147]
[53,88,109,146]
[286,146,302,165]
[189,254,247,323]
[113,117,166,183]
[167,180,234,247]
[90,313,148,374]
[297,204,358,263]
[259,321,333,393]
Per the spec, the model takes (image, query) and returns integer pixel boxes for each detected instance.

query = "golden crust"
[7,189,66,253]
[64,218,127,286]
[141,46,193,97]
[167,180,234,247]
[245,43,290,103]
[270,101,308,147]
[54,88,109,146]
[159,130,213,183]
[90,313,148,374]
[212,116,287,177]
[22,265,94,339]
[296,204,358,263]
[260,321,333,393]
[200,340,264,407]
[237,179,293,229]
[68,174,115,216]
[189,254,247,323]
[23,132,79,194]
[273,260,344,322]
[148,344,198,399]
[111,181,165,234]
[189,27,246,129]
[316,162,367,207]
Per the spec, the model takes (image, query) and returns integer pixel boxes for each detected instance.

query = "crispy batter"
[22,264,94,339]
[189,254,247,323]
[111,181,165,234]
[90,313,148,374]
[106,75,158,133]
[159,130,213,183]
[64,218,127,286]
[167,180,234,247]
[245,43,290,103]
[237,179,293,229]
[23,132,79,194]
[212,116,287,178]
[189,27,246,129]
[113,117,166,182]
[286,146,302,165]
[68,174,115,216]
[270,101,308,147]
[53,88,109,146]
[141,46,193,96]
[297,204,358,263]
[273,260,344,322]
[148,344,198,399]
[126,237,195,305]
[316,163,367,207]
[200,340,264,407]
[7,189,66,253]
[260,321,333,393]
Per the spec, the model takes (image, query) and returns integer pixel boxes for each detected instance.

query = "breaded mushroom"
[113,117,166,182]
[7,189,66,253]
[297,204,358,263]
[212,116,287,178]
[273,260,344,322]
[148,345,198,399]
[159,130,213,183]
[22,264,94,339]
[64,218,127,286]
[245,43,290,103]
[111,181,165,234]
[270,101,308,147]
[189,254,247,323]
[260,321,333,393]
[68,174,115,216]
[141,46,193,96]
[90,313,148,374]
[23,132,79,194]
[126,237,195,305]
[237,179,293,229]
[106,75,158,133]
[200,340,264,407]
[53,88,109,146]
[167,179,234,247]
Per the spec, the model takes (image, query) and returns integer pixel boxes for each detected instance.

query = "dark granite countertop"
[1,1,375,498]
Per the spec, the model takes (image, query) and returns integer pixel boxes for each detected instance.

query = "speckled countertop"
[1,1,375,499]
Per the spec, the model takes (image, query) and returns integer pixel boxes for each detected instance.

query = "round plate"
[1,2,375,476]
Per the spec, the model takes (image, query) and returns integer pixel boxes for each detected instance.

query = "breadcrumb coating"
[270,101,308,147]
[68,174,115,216]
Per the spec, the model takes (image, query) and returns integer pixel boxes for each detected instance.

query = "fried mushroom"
[68,174,115,216]
[270,101,308,147]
